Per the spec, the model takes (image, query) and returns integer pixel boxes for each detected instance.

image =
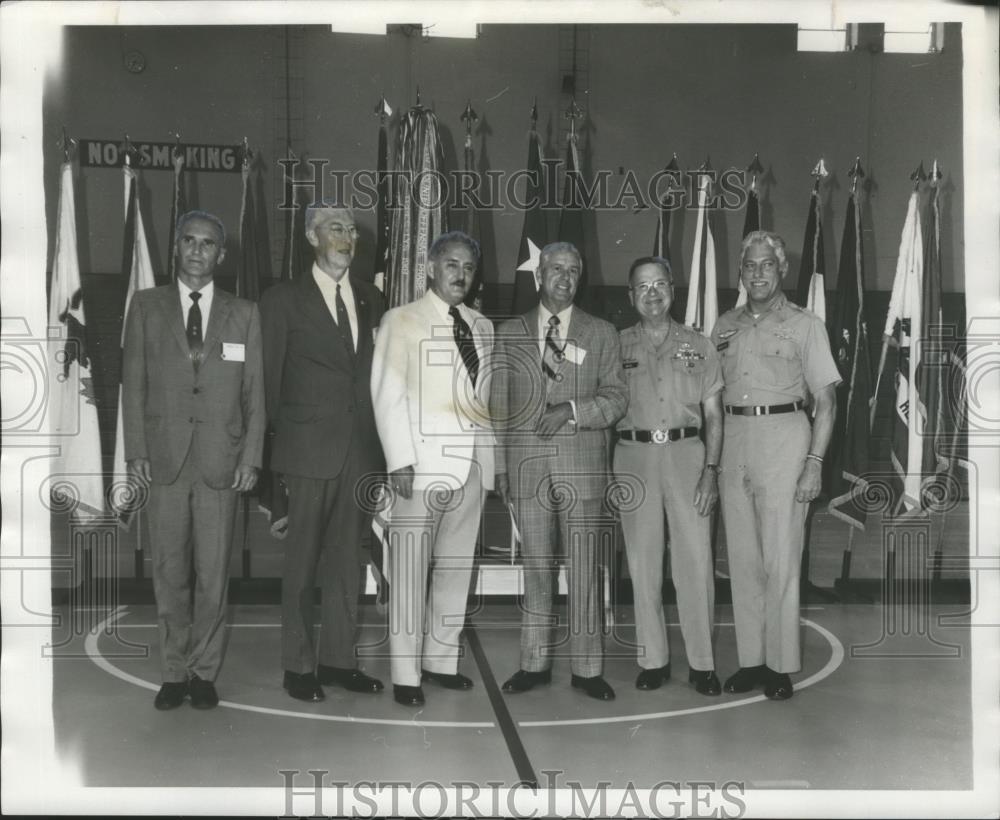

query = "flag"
[826,192,873,530]
[683,173,718,335]
[112,164,157,508]
[734,184,760,308]
[882,189,924,515]
[237,163,261,301]
[386,105,448,308]
[280,164,309,281]
[796,184,826,321]
[557,132,590,308]
[511,128,547,314]
[461,115,485,312]
[166,150,187,282]
[373,106,391,294]
[47,161,105,522]
[652,194,672,265]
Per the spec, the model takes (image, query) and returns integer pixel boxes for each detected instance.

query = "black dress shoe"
[421,670,474,690]
[154,681,188,711]
[723,665,767,693]
[764,668,794,700]
[188,675,220,709]
[393,684,425,706]
[501,669,552,693]
[316,665,384,693]
[688,669,722,696]
[571,674,616,701]
[283,671,325,702]
[635,664,671,690]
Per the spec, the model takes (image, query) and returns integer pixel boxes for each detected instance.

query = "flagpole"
[927,159,946,584]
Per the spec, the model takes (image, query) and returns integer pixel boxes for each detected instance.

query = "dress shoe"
[723,665,767,693]
[283,671,325,702]
[316,665,384,693]
[393,684,425,706]
[188,675,220,709]
[421,670,474,690]
[501,669,552,693]
[635,664,671,691]
[688,669,722,696]
[571,674,616,701]
[153,681,188,711]
[764,668,794,700]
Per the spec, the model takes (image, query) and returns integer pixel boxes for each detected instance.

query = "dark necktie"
[187,291,203,360]
[335,283,354,354]
[449,305,479,387]
[542,314,562,380]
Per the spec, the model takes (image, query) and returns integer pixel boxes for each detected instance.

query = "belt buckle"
[651,429,668,444]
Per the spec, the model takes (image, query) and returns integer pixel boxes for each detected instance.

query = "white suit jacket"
[371,290,495,491]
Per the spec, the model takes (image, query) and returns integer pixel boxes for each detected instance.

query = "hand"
[535,402,574,439]
[390,465,415,500]
[495,472,510,507]
[127,457,151,483]
[693,468,718,517]
[232,465,259,492]
[795,459,822,503]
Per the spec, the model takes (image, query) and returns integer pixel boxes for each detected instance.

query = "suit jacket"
[490,307,627,501]
[260,271,385,480]
[371,291,495,492]
[122,283,265,489]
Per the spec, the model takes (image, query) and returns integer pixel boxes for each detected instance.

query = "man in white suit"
[371,231,494,707]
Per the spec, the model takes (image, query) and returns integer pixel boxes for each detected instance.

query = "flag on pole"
[512,127,547,314]
[280,161,309,282]
[460,102,485,312]
[557,131,590,308]
[112,164,157,506]
[796,184,827,321]
[237,162,261,301]
[734,184,760,308]
[882,188,925,515]
[826,191,873,529]
[386,104,448,309]
[653,194,673,265]
[167,150,187,282]
[48,161,105,522]
[373,99,392,294]
[683,173,719,335]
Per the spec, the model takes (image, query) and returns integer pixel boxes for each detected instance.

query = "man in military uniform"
[711,230,840,700]
[614,256,723,696]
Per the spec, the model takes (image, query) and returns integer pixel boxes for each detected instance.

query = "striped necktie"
[542,314,563,380]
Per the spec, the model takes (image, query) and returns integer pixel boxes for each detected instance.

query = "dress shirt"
[312,263,359,351]
[178,278,214,333]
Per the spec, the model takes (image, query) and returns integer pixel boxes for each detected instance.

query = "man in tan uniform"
[711,231,840,700]
[615,256,724,696]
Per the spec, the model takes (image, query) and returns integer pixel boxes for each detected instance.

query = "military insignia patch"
[673,343,705,369]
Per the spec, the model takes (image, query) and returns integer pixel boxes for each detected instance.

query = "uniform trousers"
[719,412,810,673]
[386,449,485,687]
[281,448,367,673]
[146,445,238,683]
[516,477,609,678]
[614,437,715,671]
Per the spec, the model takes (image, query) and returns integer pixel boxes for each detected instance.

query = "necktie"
[449,305,479,387]
[187,291,203,360]
[542,314,563,380]
[335,283,354,354]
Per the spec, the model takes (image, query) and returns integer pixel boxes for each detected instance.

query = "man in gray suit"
[491,242,628,701]
[123,210,265,711]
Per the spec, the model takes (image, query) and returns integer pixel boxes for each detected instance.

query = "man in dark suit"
[260,203,386,702]
[123,210,265,711]
[491,241,628,701]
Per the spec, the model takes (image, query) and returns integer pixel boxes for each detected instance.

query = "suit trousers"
[386,451,484,686]
[281,452,367,673]
[146,445,238,683]
[516,480,609,678]
[719,412,811,673]
[614,438,715,672]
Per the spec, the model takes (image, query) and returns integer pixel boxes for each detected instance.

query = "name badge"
[623,359,639,370]
[221,342,246,362]
[716,341,729,352]
[563,343,587,365]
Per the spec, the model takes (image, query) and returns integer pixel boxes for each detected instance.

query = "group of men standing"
[122,202,838,713]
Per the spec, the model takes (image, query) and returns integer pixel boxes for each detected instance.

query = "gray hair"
[740,230,788,274]
[176,210,226,247]
[538,241,582,270]
[628,255,673,285]
[429,230,481,265]
[305,201,355,234]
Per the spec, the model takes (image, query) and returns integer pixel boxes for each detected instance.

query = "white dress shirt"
[537,302,577,421]
[312,263,359,351]
[178,278,214,332]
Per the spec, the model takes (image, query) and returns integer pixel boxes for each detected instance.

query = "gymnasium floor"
[53,597,973,794]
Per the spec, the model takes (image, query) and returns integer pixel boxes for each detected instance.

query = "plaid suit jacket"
[490,306,627,501]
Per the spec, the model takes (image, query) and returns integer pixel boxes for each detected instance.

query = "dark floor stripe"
[466,622,538,788]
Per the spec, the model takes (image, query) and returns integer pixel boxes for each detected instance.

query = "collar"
[743,291,787,320]
[539,302,573,328]
[426,288,464,322]
[178,278,214,301]
[312,262,352,293]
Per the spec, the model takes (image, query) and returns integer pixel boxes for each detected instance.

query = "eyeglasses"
[630,279,672,296]
[740,259,778,275]
[320,224,359,239]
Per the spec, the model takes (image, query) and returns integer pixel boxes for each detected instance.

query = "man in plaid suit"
[490,242,627,701]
